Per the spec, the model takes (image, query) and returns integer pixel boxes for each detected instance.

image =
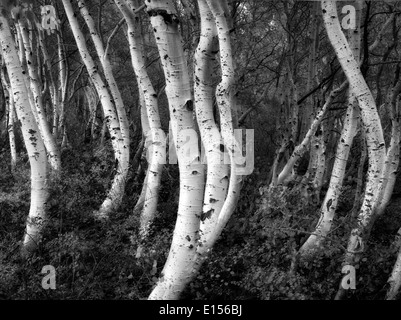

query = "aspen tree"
[299,0,361,256]
[203,0,242,236]
[146,0,205,300]
[0,64,17,171]
[386,228,401,300]
[34,20,60,142]
[62,0,126,218]
[193,0,229,262]
[17,18,61,172]
[276,82,346,186]
[77,0,130,216]
[0,6,49,251]
[189,0,244,294]
[320,1,386,298]
[114,0,165,240]
[133,91,150,216]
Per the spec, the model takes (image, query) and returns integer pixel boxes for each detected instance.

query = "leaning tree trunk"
[18,18,61,173]
[78,0,130,215]
[0,9,49,252]
[194,0,243,261]
[0,66,17,171]
[276,82,346,186]
[146,0,205,300]
[115,0,165,241]
[320,0,386,299]
[62,0,126,218]
[133,90,150,217]
[192,0,229,267]
[386,228,401,300]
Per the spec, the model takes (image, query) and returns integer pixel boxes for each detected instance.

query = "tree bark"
[18,19,61,172]
[62,0,127,218]
[0,10,49,252]
[115,0,165,241]
[321,0,386,299]
[146,0,205,300]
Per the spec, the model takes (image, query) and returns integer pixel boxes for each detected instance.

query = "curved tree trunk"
[192,0,229,263]
[133,91,150,216]
[276,82,346,186]
[62,0,126,218]
[386,228,401,300]
[0,10,49,252]
[77,0,130,216]
[299,96,358,256]
[0,66,17,171]
[196,0,242,255]
[115,0,165,241]
[18,19,61,173]
[321,1,386,299]
[146,0,205,300]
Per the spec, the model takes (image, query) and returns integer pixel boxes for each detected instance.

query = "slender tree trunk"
[77,0,130,217]
[133,91,150,216]
[276,82,346,186]
[56,24,68,144]
[351,131,367,218]
[1,66,17,171]
[193,0,229,261]
[7,87,17,172]
[299,97,358,255]
[386,228,401,300]
[18,19,61,173]
[0,10,49,252]
[62,0,126,218]
[147,0,205,300]
[321,1,386,299]
[115,0,165,240]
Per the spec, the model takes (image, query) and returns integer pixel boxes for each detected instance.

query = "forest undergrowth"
[1,143,401,300]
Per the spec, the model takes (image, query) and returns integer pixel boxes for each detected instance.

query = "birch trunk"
[321,1,386,298]
[133,91,150,216]
[35,24,59,142]
[193,0,229,262]
[299,97,358,255]
[204,0,242,232]
[77,0,130,216]
[62,0,126,218]
[146,0,205,300]
[276,82,346,186]
[115,0,165,240]
[18,19,61,172]
[56,25,68,144]
[1,66,17,171]
[0,10,49,252]
[7,86,17,172]
[386,228,401,300]
[373,78,401,217]
[299,0,364,257]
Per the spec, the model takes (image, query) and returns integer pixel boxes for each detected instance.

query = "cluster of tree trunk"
[0,0,401,300]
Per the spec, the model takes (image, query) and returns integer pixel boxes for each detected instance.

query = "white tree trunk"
[78,0,130,182]
[133,91,150,215]
[276,82,346,186]
[18,19,61,172]
[386,228,401,300]
[62,0,126,218]
[300,97,358,255]
[0,10,49,252]
[193,0,229,261]
[146,0,205,300]
[322,0,386,297]
[115,0,165,240]
[1,67,17,171]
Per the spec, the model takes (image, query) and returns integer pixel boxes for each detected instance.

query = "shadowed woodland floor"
[1,143,400,300]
